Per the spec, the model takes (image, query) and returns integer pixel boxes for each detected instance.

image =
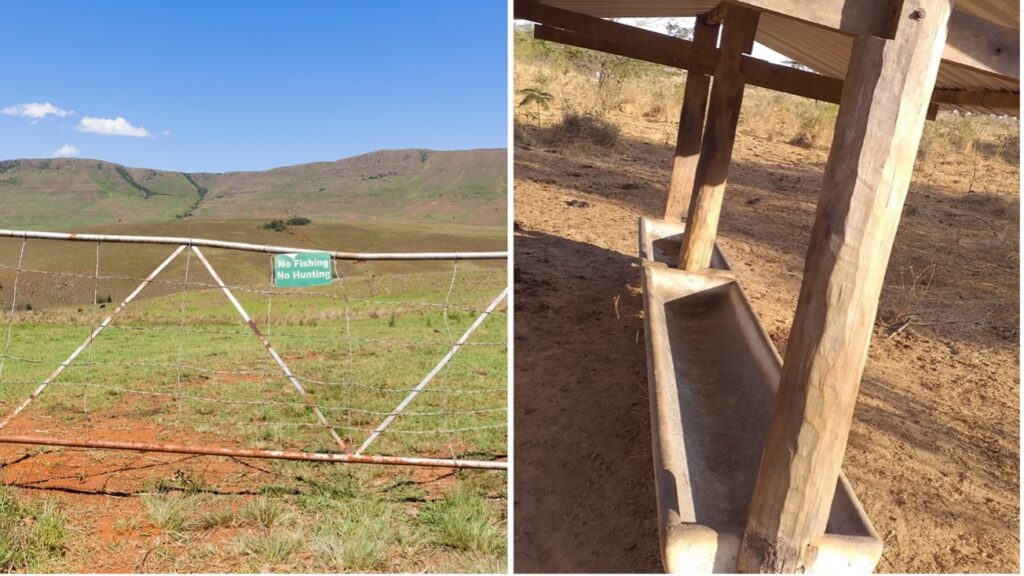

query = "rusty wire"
[0,261,504,314]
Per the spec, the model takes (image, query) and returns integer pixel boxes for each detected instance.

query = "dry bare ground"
[513,53,1019,573]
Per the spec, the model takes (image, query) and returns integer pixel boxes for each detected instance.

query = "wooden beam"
[932,88,1020,110]
[532,24,845,104]
[532,24,1018,113]
[664,16,719,222]
[730,0,1017,80]
[740,53,843,103]
[534,25,714,73]
[736,0,954,572]
[677,6,760,270]
[944,10,1020,81]
[517,0,700,61]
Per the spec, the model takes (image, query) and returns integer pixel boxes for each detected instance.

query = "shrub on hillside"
[262,220,288,232]
[286,216,311,226]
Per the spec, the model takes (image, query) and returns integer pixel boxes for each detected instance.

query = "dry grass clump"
[789,101,839,149]
[552,112,621,147]
[996,132,1019,163]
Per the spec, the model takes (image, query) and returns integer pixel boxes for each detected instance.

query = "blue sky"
[0,1,508,173]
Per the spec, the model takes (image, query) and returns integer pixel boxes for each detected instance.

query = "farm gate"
[0,230,507,470]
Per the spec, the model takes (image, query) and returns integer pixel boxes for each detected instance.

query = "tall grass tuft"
[312,499,407,571]
[142,494,194,535]
[420,490,505,555]
[239,496,290,529]
[237,532,302,566]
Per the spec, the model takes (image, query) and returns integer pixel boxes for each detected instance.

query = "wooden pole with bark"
[677,6,760,270]
[664,15,720,222]
[736,0,954,572]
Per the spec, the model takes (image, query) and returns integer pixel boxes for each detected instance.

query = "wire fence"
[0,230,508,470]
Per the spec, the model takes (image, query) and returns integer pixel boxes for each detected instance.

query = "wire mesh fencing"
[0,230,508,469]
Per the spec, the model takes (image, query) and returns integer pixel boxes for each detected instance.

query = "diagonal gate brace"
[356,286,509,455]
[0,245,188,431]
[190,246,348,452]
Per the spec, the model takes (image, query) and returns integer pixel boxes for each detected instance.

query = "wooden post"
[677,6,759,270]
[736,1,953,572]
[664,16,719,222]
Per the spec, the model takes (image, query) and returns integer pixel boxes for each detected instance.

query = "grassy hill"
[0,148,507,230]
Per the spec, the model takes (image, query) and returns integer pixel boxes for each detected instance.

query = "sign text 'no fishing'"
[274,252,333,287]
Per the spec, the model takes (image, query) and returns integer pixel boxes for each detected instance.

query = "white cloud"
[52,144,81,158]
[77,116,152,138]
[2,102,73,119]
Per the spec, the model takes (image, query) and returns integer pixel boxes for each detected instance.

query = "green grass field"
[0,221,507,572]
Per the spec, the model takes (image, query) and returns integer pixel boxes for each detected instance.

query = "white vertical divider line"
[356,286,509,455]
[0,244,187,431]
[190,245,348,452]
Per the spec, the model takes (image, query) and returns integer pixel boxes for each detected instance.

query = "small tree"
[518,87,554,121]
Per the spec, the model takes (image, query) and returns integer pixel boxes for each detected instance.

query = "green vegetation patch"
[114,165,162,199]
[0,487,67,571]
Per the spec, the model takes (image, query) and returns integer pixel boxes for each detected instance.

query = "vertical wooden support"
[736,1,953,573]
[677,6,760,270]
[663,15,720,221]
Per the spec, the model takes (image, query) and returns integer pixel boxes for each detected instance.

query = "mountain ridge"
[0,148,507,230]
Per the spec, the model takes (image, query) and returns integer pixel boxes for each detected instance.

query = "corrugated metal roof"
[957,0,1018,28]
[756,12,1018,115]
[541,0,721,17]
[539,0,1019,115]
[542,0,1018,27]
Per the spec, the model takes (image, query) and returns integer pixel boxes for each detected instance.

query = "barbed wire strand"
[0,352,505,395]
[174,246,193,418]
[442,257,459,461]
[331,256,357,448]
[0,238,27,381]
[0,262,504,314]
[83,240,101,417]
[42,380,506,416]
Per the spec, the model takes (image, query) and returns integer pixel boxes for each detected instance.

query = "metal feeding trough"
[638,217,883,573]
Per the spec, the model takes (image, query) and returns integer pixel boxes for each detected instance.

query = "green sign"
[274,252,333,287]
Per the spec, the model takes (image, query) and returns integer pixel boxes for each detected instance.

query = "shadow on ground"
[513,229,661,573]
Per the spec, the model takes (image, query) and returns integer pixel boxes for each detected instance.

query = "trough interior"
[650,236,728,271]
[660,277,867,538]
